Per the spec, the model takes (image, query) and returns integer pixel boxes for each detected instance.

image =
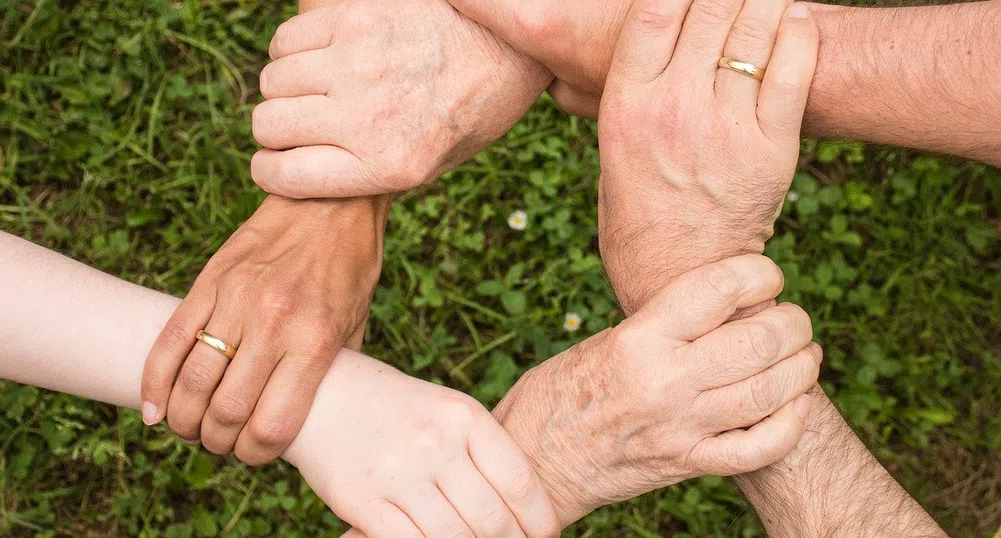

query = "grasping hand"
[141,195,387,465]
[282,350,560,538]
[250,0,551,199]
[597,0,819,312]
[492,255,820,526]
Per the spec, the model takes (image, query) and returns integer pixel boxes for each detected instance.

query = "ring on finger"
[717,56,766,81]
[195,330,238,359]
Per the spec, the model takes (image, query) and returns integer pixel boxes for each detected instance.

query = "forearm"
[804,1,1001,166]
[0,228,363,467]
[732,386,945,537]
[454,0,1001,166]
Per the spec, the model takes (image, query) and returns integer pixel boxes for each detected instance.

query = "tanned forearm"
[804,1,1001,167]
[732,386,945,537]
[451,0,1001,167]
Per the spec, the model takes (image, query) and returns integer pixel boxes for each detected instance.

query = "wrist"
[491,342,608,528]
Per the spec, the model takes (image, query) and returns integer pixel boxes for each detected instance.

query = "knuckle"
[479,506,516,537]
[208,393,254,427]
[690,0,740,24]
[703,261,743,301]
[634,1,683,31]
[162,321,195,349]
[728,17,774,45]
[247,414,296,449]
[412,424,448,453]
[179,359,220,394]
[534,515,562,538]
[504,467,540,505]
[747,373,779,416]
[743,320,781,362]
[440,395,483,428]
[273,156,302,192]
[258,289,297,319]
[513,3,559,47]
[769,79,803,100]
[791,304,814,335]
[300,317,339,350]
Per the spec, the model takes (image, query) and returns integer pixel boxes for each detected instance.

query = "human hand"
[597,0,819,312]
[283,350,560,538]
[444,0,627,117]
[249,0,552,199]
[141,195,388,465]
[492,255,820,525]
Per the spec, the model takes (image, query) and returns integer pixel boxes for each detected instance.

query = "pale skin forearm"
[453,0,1001,166]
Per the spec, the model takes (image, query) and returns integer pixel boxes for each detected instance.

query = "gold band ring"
[195,330,238,359]
[717,57,766,81]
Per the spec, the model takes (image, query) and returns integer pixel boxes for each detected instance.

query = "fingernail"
[794,394,811,419]
[181,438,200,446]
[141,401,160,426]
[787,3,810,18]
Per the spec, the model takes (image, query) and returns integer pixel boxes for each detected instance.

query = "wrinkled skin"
[250,0,551,198]
[492,256,820,525]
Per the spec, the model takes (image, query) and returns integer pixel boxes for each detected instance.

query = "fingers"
[636,254,785,342]
[141,278,215,426]
[668,0,745,93]
[693,392,812,475]
[686,302,813,389]
[352,501,424,538]
[468,419,561,537]
[702,342,822,429]
[605,0,694,88]
[269,8,340,60]
[395,487,473,538]
[253,95,348,151]
[251,146,373,199]
[165,311,242,442]
[714,0,791,110]
[199,334,281,456]
[436,461,525,538]
[756,3,818,142]
[234,351,333,466]
[260,49,336,100]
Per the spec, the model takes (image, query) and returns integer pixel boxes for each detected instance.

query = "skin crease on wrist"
[448,0,1001,167]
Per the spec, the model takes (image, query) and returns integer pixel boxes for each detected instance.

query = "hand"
[445,0,626,117]
[141,195,388,465]
[597,0,819,312]
[283,350,561,538]
[492,255,820,525]
[249,0,552,199]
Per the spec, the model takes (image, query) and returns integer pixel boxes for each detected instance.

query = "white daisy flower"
[786,191,800,203]
[563,312,582,332]
[507,210,528,231]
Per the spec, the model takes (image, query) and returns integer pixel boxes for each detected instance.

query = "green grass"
[1,1,1000,536]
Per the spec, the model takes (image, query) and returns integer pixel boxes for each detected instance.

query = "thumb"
[606,0,695,88]
[251,146,388,199]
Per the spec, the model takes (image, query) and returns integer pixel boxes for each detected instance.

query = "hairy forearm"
[732,386,946,537]
[805,1,1001,166]
[453,0,1001,166]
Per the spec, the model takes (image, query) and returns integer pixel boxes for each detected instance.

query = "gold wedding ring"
[195,330,238,359]
[717,57,766,81]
